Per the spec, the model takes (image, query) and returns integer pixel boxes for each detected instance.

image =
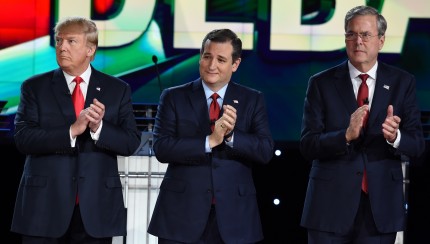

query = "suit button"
[207,189,212,193]
[356,172,363,176]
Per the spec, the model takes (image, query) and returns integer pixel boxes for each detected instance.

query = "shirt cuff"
[90,120,103,141]
[205,136,212,153]
[387,129,401,148]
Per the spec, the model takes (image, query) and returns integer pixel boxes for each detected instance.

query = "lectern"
[113,103,166,244]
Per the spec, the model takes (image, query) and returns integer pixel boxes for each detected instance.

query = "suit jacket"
[300,61,425,234]
[147,79,274,243]
[11,66,141,238]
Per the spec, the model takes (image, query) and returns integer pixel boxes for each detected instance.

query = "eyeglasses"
[344,32,379,42]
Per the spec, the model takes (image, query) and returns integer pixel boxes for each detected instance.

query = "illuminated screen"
[1,0,430,142]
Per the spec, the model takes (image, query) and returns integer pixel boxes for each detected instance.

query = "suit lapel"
[51,69,76,122]
[86,68,103,107]
[189,79,212,132]
[224,82,240,104]
[223,82,242,115]
[367,63,392,128]
[333,62,357,116]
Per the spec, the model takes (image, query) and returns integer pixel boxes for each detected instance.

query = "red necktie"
[209,93,220,204]
[209,93,220,131]
[357,74,369,127]
[72,76,85,118]
[72,76,84,204]
[357,73,369,193]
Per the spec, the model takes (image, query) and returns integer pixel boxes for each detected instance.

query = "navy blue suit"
[300,61,425,234]
[11,66,141,238]
[148,79,274,243]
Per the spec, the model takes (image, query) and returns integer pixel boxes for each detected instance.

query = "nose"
[57,42,68,51]
[208,59,217,69]
[354,36,364,44]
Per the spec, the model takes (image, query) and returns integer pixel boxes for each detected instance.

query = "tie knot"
[358,74,369,82]
[211,93,219,100]
[73,76,83,85]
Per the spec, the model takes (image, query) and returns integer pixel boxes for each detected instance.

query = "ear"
[232,58,241,72]
[87,46,96,57]
[378,35,385,50]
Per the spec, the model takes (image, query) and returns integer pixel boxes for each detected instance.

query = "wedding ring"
[220,124,225,128]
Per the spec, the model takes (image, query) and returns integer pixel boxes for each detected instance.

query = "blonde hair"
[54,16,98,60]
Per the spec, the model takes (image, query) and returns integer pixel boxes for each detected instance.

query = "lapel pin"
[233,100,239,104]
[383,85,389,90]
[96,87,101,91]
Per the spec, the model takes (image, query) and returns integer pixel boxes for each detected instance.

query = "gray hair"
[344,5,387,37]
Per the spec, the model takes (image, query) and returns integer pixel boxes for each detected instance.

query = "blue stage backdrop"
[1,0,429,142]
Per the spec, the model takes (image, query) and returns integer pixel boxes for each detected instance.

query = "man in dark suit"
[147,29,274,244]
[11,16,141,243]
[300,5,425,244]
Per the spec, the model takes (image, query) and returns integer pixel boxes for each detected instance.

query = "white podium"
[112,155,167,244]
[112,104,164,243]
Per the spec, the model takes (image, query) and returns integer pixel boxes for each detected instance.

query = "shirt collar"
[348,61,378,80]
[201,80,228,100]
[64,65,92,85]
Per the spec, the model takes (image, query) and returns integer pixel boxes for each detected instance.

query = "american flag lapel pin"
[383,85,389,90]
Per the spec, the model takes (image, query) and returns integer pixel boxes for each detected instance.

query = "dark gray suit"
[148,79,274,243]
[11,66,141,238]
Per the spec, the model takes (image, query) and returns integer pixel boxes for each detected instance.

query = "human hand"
[86,98,105,132]
[382,105,401,143]
[220,104,237,140]
[71,110,90,138]
[346,105,369,142]
[208,105,237,148]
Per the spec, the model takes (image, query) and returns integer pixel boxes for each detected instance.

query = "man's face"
[345,15,385,71]
[199,40,240,91]
[55,27,94,75]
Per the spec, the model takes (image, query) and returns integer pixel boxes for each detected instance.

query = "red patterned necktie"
[357,74,369,127]
[358,73,369,193]
[72,76,85,118]
[209,93,220,131]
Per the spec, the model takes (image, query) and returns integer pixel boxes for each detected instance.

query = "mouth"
[206,71,218,75]
[354,50,366,54]
[58,56,71,60]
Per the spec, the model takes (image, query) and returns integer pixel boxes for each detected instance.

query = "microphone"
[152,55,162,93]
[152,55,158,64]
